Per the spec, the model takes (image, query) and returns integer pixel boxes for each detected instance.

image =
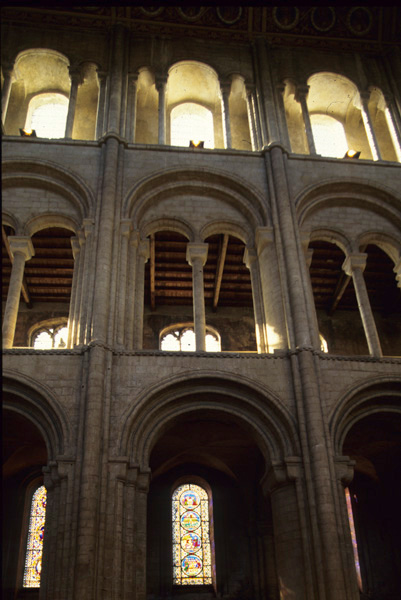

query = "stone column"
[262,460,308,599]
[2,236,34,349]
[67,236,80,348]
[220,81,232,149]
[133,238,150,350]
[250,87,263,150]
[117,220,132,347]
[1,61,14,127]
[255,227,287,351]
[78,220,93,346]
[245,84,258,151]
[342,253,382,357]
[244,247,268,352]
[359,90,382,161]
[276,83,292,151]
[125,73,138,143]
[295,84,316,155]
[186,243,208,352]
[254,38,281,143]
[95,70,107,139]
[65,66,83,139]
[383,94,401,162]
[126,230,140,350]
[155,75,167,145]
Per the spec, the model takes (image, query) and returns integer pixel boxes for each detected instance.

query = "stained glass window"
[172,483,213,585]
[345,487,362,590]
[23,485,47,588]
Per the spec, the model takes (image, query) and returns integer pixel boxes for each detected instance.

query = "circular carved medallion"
[346,7,373,36]
[216,7,242,25]
[177,7,206,21]
[311,7,336,32]
[273,7,300,30]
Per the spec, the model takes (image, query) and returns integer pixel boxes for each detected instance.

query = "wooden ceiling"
[2,229,399,315]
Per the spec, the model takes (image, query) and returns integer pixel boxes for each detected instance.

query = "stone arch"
[140,217,194,242]
[2,370,70,458]
[24,214,79,237]
[330,376,401,455]
[356,231,401,264]
[124,167,268,232]
[2,210,20,234]
[2,158,94,222]
[119,370,299,472]
[308,227,352,256]
[200,220,252,246]
[296,179,401,234]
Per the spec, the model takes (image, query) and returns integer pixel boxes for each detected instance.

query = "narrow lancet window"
[23,485,47,588]
[345,487,362,590]
[172,483,213,585]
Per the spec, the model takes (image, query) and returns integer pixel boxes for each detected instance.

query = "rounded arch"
[200,220,252,245]
[2,371,71,458]
[296,179,401,230]
[27,317,68,347]
[2,210,20,234]
[24,214,79,237]
[119,371,299,471]
[124,167,269,231]
[356,232,401,265]
[308,227,352,256]
[2,158,94,220]
[330,377,401,455]
[140,217,194,242]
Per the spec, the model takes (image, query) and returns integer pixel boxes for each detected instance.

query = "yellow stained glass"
[172,483,212,585]
[23,485,47,588]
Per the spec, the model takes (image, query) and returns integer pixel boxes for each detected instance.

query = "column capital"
[394,257,401,287]
[245,81,256,95]
[8,236,34,261]
[128,71,139,84]
[243,246,257,269]
[71,236,81,259]
[186,243,208,267]
[342,252,367,276]
[68,65,84,86]
[261,457,303,495]
[155,75,168,91]
[219,81,232,97]
[255,227,274,255]
[334,456,355,486]
[294,84,310,102]
[83,218,94,237]
[130,229,140,248]
[138,238,150,260]
[276,82,286,95]
[359,89,371,103]
[120,219,132,237]
[96,69,107,83]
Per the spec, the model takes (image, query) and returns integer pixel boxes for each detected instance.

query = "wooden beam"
[328,272,351,315]
[150,234,156,311]
[2,226,32,308]
[213,234,229,312]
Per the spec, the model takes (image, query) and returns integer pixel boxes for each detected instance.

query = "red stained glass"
[23,485,47,588]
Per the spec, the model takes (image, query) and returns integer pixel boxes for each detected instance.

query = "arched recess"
[118,372,305,600]
[124,167,268,232]
[2,373,71,599]
[5,49,71,137]
[367,86,399,162]
[331,379,401,598]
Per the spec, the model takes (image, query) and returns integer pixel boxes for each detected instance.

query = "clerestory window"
[25,93,68,138]
[170,102,214,148]
[23,485,47,588]
[172,483,214,585]
[160,325,221,352]
[311,114,348,158]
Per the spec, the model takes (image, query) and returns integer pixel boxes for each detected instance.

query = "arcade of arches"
[2,6,401,600]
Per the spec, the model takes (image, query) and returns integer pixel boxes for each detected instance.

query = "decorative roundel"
[180,490,200,508]
[181,532,202,552]
[273,7,300,31]
[140,8,164,18]
[181,511,201,531]
[177,7,206,22]
[182,554,203,576]
[346,7,373,37]
[216,7,242,26]
[311,7,336,33]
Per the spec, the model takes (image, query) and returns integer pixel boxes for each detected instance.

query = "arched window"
[172,483,214,585]
[26,93,68,138]
[23,485,47,588]
[170,103,214,148]
[311,114,348,158]
[32,324,68,349]
[160,325,221,352]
